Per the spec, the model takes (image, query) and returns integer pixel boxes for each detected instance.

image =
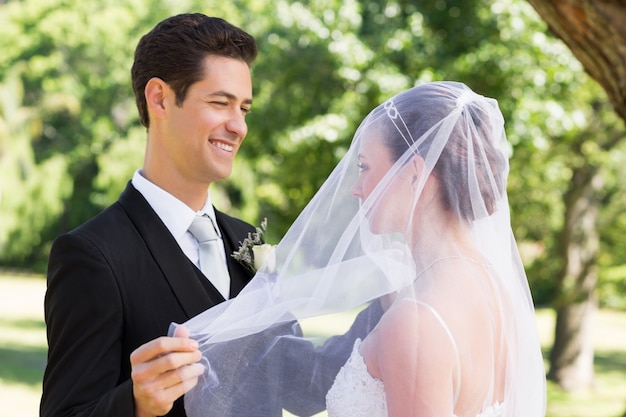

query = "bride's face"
[350,133,412,234]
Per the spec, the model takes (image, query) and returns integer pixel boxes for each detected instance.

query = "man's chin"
[209,168,233,184]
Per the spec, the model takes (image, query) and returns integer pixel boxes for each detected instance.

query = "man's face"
[163,55,253,187]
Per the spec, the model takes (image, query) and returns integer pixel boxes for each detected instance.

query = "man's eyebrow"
[207,90,253,105]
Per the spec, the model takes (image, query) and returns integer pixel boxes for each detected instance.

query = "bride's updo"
[377,82,508,221]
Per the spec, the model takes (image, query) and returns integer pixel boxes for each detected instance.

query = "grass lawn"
[0,273,47,417]
[537,309,626,417]
[1,272,625,417]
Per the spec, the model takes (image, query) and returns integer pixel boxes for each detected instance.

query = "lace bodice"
[326,339,387,417]
[325,339,506,417]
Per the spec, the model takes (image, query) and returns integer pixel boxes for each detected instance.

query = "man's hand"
[131,325,204,417]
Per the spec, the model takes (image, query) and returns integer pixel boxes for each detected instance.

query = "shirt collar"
[131,170,218,240]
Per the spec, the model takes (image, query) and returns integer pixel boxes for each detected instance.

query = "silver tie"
[188,215,230,298]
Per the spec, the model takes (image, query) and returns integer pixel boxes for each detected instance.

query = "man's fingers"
[130,335,198,365]
[139,361,205,393]
[130,328,203,416]
[174,362,205,393]
[132,349,202,383]
[172,324,190,338]
[138,363,204,414]
[132,356,205,416]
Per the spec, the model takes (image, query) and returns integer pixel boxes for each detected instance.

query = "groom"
[40,14,260,417]
[41,13,382,417]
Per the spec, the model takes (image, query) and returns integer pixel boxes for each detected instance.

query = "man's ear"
[145,77,169,120]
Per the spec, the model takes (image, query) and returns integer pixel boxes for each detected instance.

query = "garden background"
[1,0,625,416]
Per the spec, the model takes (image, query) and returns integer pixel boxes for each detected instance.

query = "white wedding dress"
[179,82,546,417]
[325,339,387,417]
[325,339,505,417]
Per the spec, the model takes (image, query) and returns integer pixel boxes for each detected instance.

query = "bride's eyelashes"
[357,162,368,173]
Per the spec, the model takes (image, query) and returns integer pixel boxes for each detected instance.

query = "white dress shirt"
[131,170,229,275]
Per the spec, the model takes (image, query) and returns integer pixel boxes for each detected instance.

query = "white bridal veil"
[174,81,547,417]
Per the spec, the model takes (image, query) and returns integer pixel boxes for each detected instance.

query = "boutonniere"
[232,218,276,272]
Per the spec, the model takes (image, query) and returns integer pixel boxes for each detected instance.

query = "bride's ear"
[409,155,425,184]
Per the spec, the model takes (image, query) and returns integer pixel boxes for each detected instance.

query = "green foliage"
[1,0,625,311]
[0,0,144,267]
[599,264,626,310]
[0,0,253,267]
[243,0,507,234]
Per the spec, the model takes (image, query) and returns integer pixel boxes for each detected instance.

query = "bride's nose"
[350,182,362,199]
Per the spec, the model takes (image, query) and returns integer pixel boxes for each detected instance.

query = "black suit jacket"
[40,182,256,417]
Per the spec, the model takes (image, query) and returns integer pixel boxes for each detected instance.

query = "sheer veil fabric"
[175,81,547,417]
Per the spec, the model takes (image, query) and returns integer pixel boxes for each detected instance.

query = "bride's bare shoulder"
[376,298,454,347]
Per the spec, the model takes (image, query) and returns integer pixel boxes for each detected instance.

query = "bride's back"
[362,257,508,417]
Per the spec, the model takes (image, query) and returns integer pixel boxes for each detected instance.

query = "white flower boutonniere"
[252,243,276,272]
[232,218,276,272]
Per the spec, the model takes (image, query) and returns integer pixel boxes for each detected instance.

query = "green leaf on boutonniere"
[232,218,270,272]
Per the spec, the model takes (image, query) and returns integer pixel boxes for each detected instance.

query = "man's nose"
[225,111,248,139]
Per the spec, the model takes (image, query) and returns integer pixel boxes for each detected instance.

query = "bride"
[175,81,547,417]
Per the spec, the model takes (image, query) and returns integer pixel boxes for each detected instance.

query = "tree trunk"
[525,0,626,391]
[548,165,602,389]
[526,0,626,121]
[549,299,596,389]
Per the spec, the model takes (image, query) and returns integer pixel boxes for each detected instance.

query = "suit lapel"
[215,210,256,297]
[118,183,222,318]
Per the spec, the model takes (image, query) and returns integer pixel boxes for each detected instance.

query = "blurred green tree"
[1,1,625,394]
[0,0,252,268]
[525,0,626,390]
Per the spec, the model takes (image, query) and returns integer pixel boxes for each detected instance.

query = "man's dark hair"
[131,13,257,128]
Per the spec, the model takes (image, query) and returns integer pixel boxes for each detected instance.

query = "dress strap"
[407,300,462,406]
